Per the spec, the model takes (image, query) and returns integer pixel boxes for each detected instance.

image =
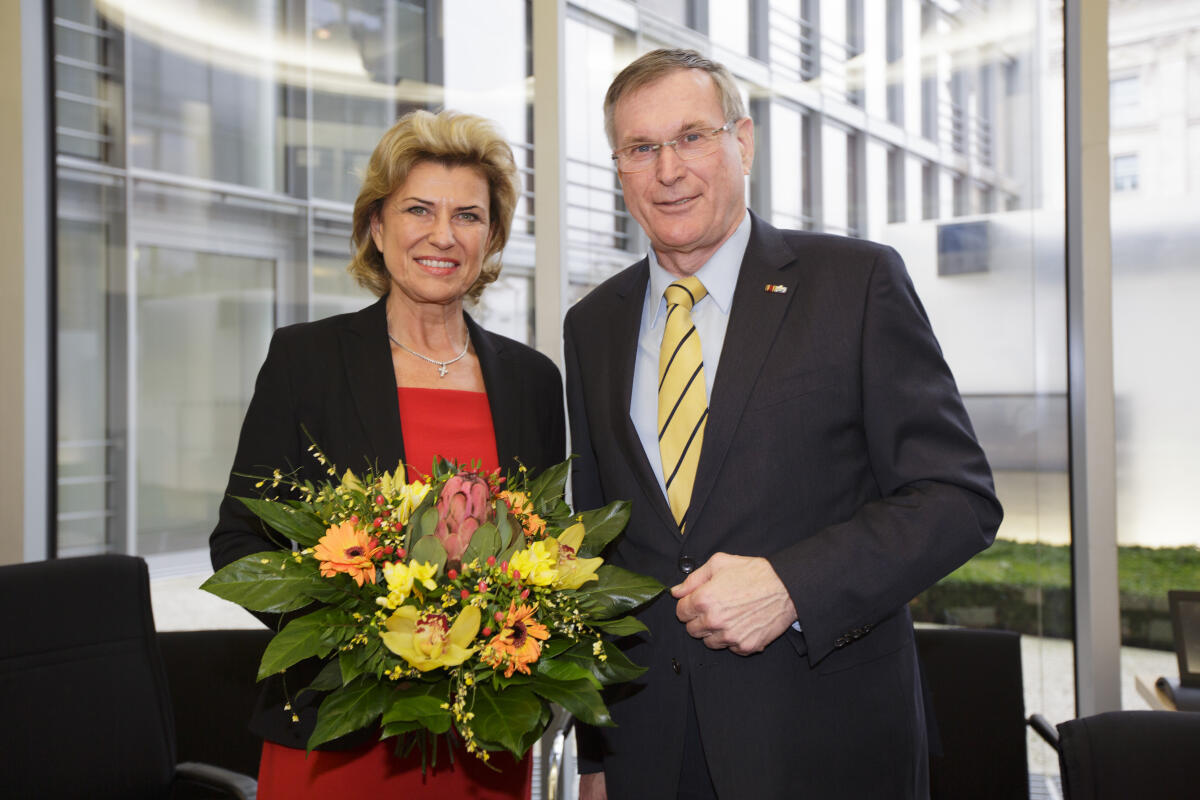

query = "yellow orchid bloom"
[340,468,365,494]
[380,605,481,672]
[395,480,432,526]
[377,560,439,609]
[507,540,559,587]
[552,523,603,590]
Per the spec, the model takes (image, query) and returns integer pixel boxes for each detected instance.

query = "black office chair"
[159,628,273,780]
[1052,710,1200,799]
[915,627,1031,800]
[0,554,257,799]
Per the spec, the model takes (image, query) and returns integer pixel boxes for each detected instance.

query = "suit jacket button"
[671,658,681,675]
[677,556,696,574]
[835,637,848,648]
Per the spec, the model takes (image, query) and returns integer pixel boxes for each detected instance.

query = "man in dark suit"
[564,49,1002,799]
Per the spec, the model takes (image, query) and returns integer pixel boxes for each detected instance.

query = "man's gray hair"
[603,48,748,148]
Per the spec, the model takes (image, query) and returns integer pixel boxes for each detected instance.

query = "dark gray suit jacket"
[210,295,565,747]
[564,213,1001,799]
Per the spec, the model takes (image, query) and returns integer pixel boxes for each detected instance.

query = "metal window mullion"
[1064,0,1121,717]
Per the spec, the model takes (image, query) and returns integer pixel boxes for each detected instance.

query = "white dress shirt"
[629,212,752,497]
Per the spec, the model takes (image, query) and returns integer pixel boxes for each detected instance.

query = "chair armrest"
[1027,713,1060,749]
[175,761,258,799]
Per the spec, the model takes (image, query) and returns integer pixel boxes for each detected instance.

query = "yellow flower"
[507,540,559,586]
[395,479,432,526]
[552,523,603,590]
[481,602,550,678]
[380,605,480,672]
[312,522,381,587]
[377,560,439,609]
[340,468,364,494]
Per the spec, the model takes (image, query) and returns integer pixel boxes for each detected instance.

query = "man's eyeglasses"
[611,121,737,172]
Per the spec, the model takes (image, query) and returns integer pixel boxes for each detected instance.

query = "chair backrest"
[915,627,1030,800]
[159,628,272,778]
[0,555,177,799]
[1057,710,1200,799]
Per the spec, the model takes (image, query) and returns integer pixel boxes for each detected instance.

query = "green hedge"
[909,540,1200,650]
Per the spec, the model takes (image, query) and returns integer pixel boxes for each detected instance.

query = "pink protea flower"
[434,472,494,561]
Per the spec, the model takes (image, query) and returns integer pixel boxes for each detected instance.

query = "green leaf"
[417,506,439,541]
[257,607,354,680]
[380,683,453,734]
[528,678,612,727]
[201,551,317,613]
[234,496,327,547]
[410,535,448,573]
[298,658,344,698]
[381,719,423,739]
[307,678,393,750]
[526,461,570,513]
[534,656,601,686]
[495,508,514,551]
[573,565,665,620]
[339,637,382,684]
[576,501,631,558]
[462,522,501,564]
[559,640,648,686]
[469,683,545,757]
[592,615,650,636]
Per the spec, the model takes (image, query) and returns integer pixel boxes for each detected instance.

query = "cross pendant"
[437,363,448,378]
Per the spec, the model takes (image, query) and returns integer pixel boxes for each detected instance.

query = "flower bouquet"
[202,446,662,763]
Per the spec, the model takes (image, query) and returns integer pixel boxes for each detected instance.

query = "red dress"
[257,388,531,799]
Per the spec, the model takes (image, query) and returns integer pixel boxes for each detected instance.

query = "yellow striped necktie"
[658,277,708,531]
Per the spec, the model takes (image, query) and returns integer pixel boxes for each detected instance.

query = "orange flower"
[312,521,382,586]
[499,490,546,538]
[482,602,550,678]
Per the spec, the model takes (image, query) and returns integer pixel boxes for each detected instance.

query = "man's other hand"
[671,553,797,655]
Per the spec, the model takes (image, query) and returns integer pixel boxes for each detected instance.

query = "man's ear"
[736,116,755,175]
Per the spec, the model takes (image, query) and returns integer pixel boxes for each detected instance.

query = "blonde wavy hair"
[349,109,519,300]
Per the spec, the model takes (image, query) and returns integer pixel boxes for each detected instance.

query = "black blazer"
[564,213,1002,799]
[210,295,565,747]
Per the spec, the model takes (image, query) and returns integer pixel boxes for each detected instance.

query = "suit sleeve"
[563,309,608,774]
[766,245,1003,666]
[209,327,304,616]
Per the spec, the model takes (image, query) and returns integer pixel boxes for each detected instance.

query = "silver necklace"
[387,331,469,378]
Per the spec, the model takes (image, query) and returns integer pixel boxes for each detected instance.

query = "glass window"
[1110,74,1140,128]
[770,101,805,230]
[1111,0,1200,715]
[136,246,275,555]
[709,0,751,56]
[1113,153,1139,192]
[129,0,294,193]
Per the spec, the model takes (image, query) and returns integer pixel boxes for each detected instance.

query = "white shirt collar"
[646,211,752,328]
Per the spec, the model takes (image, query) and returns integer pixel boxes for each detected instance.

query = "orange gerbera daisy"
[312,521,382,586]
[483,602,550,678]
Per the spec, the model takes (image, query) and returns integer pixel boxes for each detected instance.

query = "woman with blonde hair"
[210,109,563,798]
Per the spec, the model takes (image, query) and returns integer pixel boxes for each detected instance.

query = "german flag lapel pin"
[764,284,788,294]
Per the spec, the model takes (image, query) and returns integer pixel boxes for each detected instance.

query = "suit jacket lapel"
[609,261,680,535]
[341,296,407,471]
[686,213,798,533]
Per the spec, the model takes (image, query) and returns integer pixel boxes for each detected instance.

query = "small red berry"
[482,627,492,637]
[520,588,530,600]
[460,589,470,599]
[447,569,458,580]
[486,555,496,567]
[494,610,505,622]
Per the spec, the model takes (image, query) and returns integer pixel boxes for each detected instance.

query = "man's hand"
[579,771,607,800]
[671,553,797,655]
